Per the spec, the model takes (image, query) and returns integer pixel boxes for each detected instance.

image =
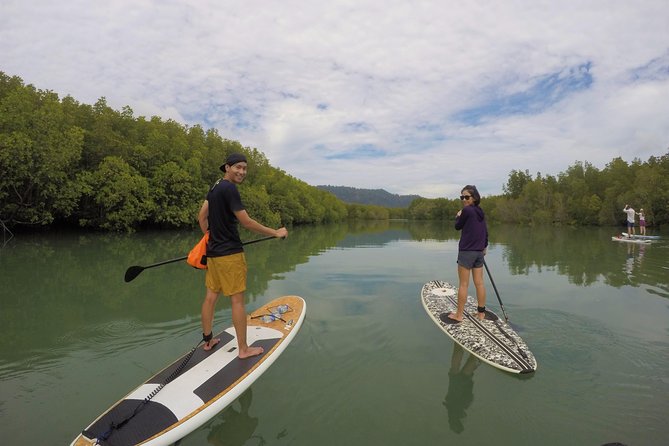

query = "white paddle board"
[612,235,651,244]
[71,295,305,446]
[621,232,659,240]
[421,280,536,374]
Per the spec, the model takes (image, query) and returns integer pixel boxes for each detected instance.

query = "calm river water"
[1,221,667,446]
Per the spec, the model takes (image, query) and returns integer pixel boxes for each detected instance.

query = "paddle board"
[621,232,660,240]
[421,280,537,374]
[612,235,651,244]
[71,295,305,446]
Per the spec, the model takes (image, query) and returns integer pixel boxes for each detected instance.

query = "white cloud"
[2,0,667,199]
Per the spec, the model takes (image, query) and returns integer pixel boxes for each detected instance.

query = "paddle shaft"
[124,235,278,282]
[482,259,509,322]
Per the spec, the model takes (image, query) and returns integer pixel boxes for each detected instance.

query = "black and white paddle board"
[71,295,305,446]
[421,280,536,374]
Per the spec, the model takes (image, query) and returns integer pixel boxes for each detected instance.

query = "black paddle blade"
[124,266,144,282]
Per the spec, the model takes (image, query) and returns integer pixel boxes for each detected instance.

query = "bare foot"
[447,312,463,322]
[475,312,486,321]
[238,345,264,359]
[203,337,220,351]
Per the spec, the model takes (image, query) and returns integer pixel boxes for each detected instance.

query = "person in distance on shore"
[623,204,636,237]
[447,185,489,323]
[198,153,288,358]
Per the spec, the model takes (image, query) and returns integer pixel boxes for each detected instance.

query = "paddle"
[124,235,278,283]
[482,259,510,322]
[481,259,532,360]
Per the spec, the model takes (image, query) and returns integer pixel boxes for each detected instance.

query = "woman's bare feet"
[447,312,463,322]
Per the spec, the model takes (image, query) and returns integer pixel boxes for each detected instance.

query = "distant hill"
[316,185,422,208]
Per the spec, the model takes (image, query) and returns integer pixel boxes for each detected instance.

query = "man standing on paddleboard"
[623,204,636,236]
[447,185,489,323]
[198,153,288,358]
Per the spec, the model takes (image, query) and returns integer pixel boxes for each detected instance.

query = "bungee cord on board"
[86,337,205,444]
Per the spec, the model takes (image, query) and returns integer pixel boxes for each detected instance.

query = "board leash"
[90,338,205,444]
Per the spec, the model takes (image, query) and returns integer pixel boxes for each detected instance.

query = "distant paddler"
[623,204,636,237]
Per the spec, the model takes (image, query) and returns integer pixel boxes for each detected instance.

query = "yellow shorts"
[205,252,247,296]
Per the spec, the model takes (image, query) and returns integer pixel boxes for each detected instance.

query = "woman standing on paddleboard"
[637,208,646,235]
[447,185,489,323]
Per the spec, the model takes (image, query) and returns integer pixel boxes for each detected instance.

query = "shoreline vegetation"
[1,72,668,232]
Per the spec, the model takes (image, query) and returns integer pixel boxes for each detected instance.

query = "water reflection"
[2,222,668,446]
[623,242,646,278]
[206,389,262,446]
[339,222,667,298]
[2,223,666,362]
[442,344,480,434]
[495,225,668,297]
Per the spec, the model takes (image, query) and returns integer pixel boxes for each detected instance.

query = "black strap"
[477,306,486,313]
[89,336,206,443]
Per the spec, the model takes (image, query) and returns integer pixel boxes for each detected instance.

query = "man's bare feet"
[239,345,264,359]
[475,312,486,321]
[203,337,220,351]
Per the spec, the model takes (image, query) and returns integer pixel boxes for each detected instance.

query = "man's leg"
[230,292,264,359]
[202,288,221,350]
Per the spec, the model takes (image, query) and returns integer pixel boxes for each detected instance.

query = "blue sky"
[1,0,668,198]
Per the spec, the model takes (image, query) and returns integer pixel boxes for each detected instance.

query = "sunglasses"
[460,195,473,200]
[252,304,293,323]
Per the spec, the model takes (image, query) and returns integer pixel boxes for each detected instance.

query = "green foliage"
[0,74,84,226]
[2,71,667,231]
[412,155,669,226]
[346,203,389,220]
[78,156,153,231]
[407,197,459,221]
[149,161,203,227]
[316,185,420,207]
[240,184,281,228]
[0,72,359,232]
[503,169,532,198]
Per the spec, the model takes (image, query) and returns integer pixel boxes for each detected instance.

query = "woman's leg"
[448,264,471,322]
[471,266,487,320]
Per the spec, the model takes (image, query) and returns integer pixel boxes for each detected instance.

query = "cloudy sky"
[2,0,668,198]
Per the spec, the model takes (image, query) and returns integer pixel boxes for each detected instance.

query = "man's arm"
[198,200,209,234]
[234,209,287,238]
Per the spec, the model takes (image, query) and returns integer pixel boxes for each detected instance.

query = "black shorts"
[457,250,484,269]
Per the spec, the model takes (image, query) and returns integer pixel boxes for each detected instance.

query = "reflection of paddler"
[625,243,634,275]
[443,344,480,433]
[207,389,260,446]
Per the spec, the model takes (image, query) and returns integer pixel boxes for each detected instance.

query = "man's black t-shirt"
[205,179,245,257]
